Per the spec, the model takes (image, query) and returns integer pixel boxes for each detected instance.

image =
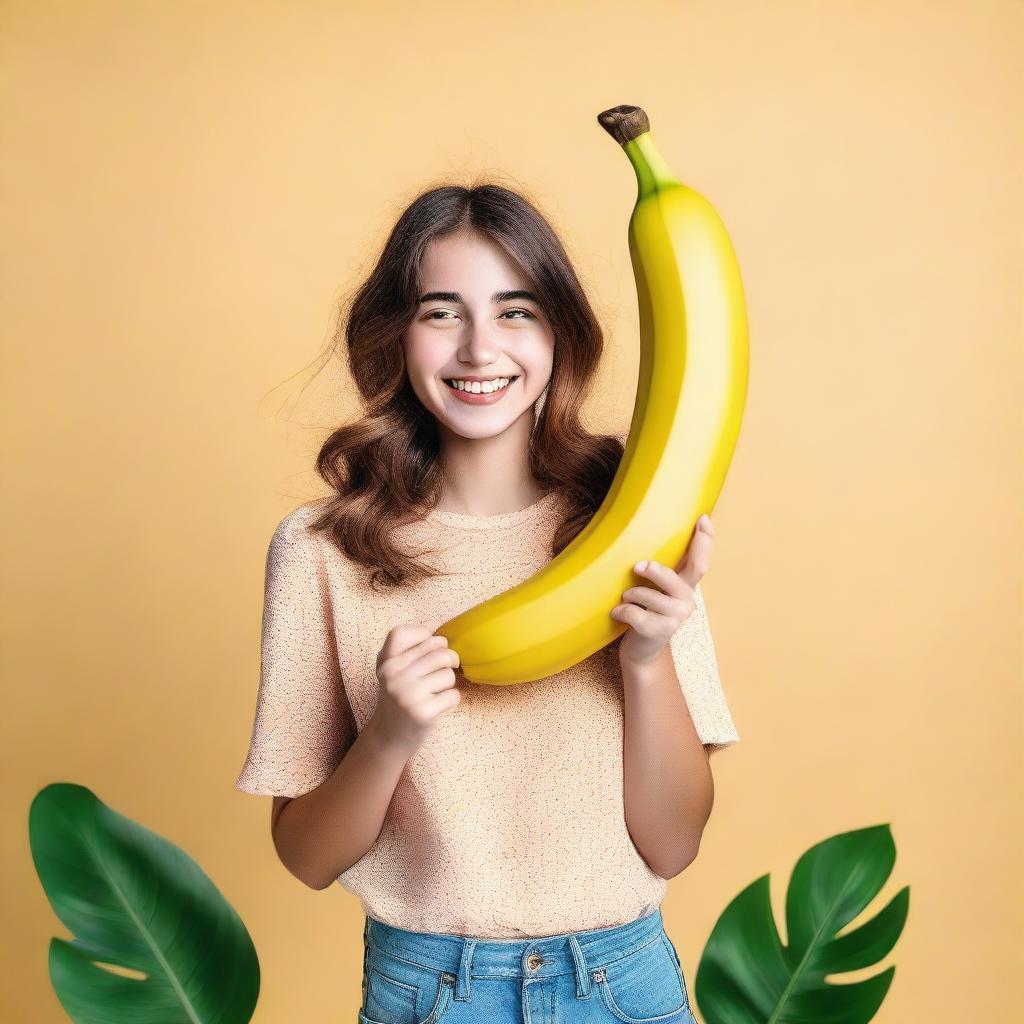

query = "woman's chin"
[438,405,533,440]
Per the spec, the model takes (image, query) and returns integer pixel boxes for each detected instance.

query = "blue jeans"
[359,905,698,1024]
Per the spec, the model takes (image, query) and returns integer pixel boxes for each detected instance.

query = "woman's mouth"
[442,376,520,405]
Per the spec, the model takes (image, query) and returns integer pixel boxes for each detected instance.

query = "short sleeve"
[669,581,740,753]
[234,510,356,798]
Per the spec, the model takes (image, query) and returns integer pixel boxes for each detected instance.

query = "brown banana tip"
[597,105,650,145]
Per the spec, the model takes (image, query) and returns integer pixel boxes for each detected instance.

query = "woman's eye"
[425,308,535,321]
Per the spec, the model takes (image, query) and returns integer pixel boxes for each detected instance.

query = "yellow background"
[4,1,1021,1020]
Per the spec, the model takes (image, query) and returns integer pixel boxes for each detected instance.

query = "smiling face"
[402,229,555,441]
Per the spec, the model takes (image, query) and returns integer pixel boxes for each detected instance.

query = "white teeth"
[444,376,515,394]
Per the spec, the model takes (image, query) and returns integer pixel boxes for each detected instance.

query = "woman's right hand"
[369,625,462,756]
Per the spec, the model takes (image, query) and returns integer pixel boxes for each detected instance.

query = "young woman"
[236,183,740,1024]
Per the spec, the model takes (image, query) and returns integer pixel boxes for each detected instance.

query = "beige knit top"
[235,490,740,938]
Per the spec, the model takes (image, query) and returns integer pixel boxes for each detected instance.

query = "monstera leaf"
[695,824,909,1024]
[30,783,260,1023]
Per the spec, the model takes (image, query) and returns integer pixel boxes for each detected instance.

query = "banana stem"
[623,133,680,200]
[596,105,680,199]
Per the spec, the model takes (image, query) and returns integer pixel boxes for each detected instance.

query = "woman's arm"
[270,716,412,890]
[614,518,730,879]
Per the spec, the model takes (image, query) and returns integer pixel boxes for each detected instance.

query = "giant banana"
[436,104,749,684]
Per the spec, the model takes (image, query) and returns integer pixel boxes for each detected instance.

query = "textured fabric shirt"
[235,490,740,938]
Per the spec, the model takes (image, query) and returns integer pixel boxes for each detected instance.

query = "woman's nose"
[459,325,500,364]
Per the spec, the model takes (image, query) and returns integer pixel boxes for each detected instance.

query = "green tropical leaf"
[695,824,910,1024]
[30,783,260,1023]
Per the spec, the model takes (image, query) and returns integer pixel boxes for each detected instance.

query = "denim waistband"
[364,906,666,1002]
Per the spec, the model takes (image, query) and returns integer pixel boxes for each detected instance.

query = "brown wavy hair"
[307,180,626,593]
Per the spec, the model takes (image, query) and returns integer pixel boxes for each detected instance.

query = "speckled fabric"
[235,491,740,938]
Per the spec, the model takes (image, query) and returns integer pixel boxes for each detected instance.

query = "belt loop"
[454,938,476,1002]
[568,934,592,998]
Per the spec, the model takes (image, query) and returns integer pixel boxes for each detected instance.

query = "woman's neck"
[435,414,544,516]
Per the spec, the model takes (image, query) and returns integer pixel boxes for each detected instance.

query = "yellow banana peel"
[436,104,749,685]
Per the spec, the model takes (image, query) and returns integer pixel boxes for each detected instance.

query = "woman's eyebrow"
[418,289,540,305]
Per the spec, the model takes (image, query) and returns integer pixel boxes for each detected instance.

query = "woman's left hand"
[612,514,715,669]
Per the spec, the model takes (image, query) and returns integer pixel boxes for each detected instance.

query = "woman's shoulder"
[269,496,373,592]
[268,496,334,558]
[275,495,331,533]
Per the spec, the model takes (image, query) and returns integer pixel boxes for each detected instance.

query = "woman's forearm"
[621,646,715,879]
[271,717,412,890]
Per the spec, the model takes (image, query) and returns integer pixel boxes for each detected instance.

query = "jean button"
[526,953,544,971]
